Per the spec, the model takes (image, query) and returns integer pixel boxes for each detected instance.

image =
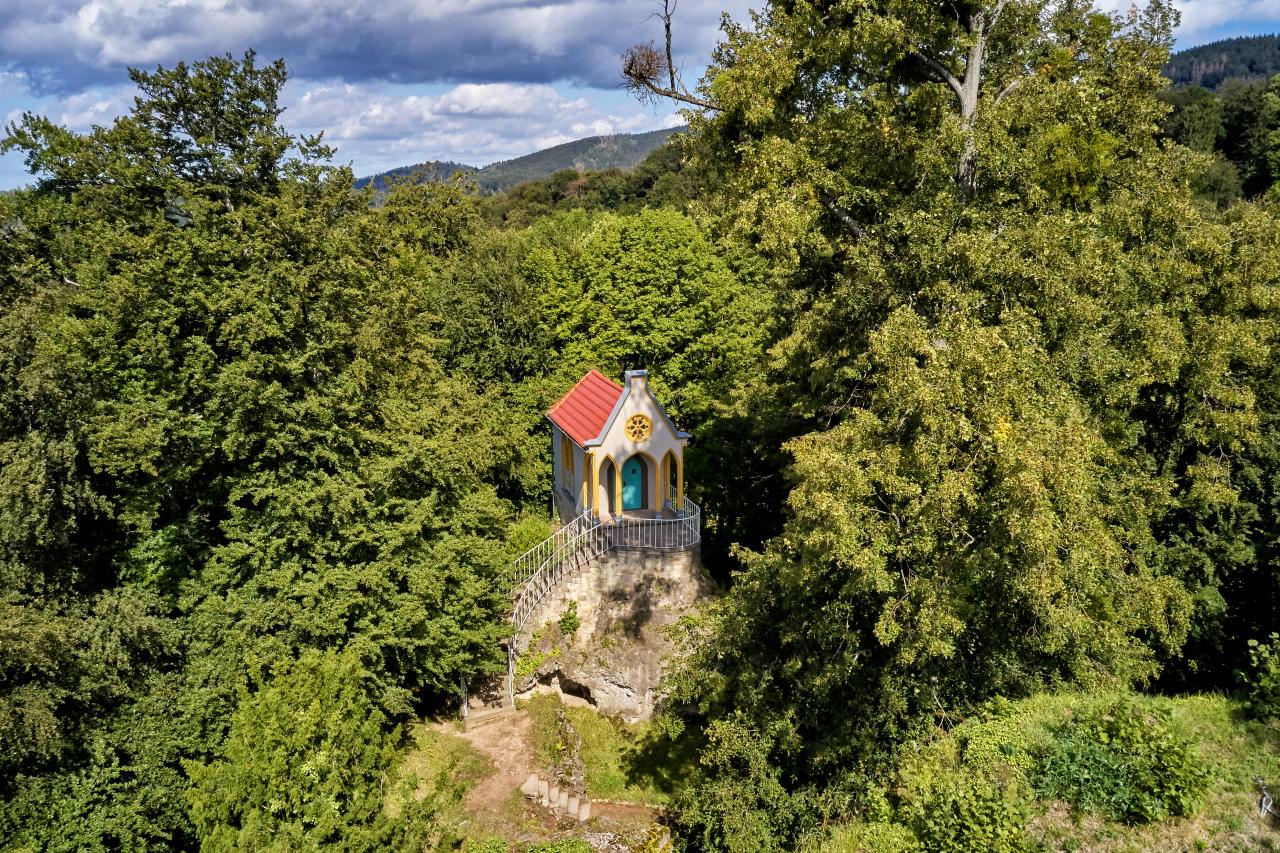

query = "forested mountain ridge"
[354,126,682,195]
[471,126,681,191]
[3,0,1280,849]
[353,159,473,191]
[1163,34,1280,89]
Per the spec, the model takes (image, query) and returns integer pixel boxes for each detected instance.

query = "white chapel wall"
[593,373,686,514]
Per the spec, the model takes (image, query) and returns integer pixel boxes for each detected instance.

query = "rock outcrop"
[515,546,712,721]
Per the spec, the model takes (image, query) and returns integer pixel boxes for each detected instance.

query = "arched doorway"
[663,450,678,506]
[621,455,648,511]
[599,458,617,515]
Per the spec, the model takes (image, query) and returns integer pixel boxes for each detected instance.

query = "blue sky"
[0,0,1276,189]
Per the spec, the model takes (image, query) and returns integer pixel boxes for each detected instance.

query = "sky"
[0,0,1277,189]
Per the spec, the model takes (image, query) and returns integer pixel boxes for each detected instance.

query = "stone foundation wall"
[515,545,713,722]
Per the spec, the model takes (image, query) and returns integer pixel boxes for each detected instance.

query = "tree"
[1217,76,1280,196]
[625,0,1173,204]
[1159,85,1224,153]
[622,3,1280,847]
[0,55,521,847]
[188,649,457,851]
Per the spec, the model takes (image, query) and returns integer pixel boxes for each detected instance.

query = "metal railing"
[609,496,701,552]
[508,496,701,635]
[510,510,599,591]
[499,497,701,708]
[510,513,607,635]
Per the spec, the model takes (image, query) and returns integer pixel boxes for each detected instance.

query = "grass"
[522,693,697,807]
[810,691,1280,853]
[386,723,491,821]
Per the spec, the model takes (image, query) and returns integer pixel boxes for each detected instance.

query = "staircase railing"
[502,497,701,707]
[510,511,606,635]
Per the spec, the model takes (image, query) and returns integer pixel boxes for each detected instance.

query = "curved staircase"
[465,499,701,718]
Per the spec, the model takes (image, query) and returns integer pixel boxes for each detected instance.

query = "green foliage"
[524,840,593,853]
[0,51,528,846]
[188,648,456,850]
[646,1,1280,845]
[907,776,1031,853]
[507,513,554,562]
[816,691,1276,853]
[481,137,713,226]
[1160,73,1280,199]
[558,601,581,639]
[953,704,1039,779]
[1241,633,1280,720]
[1159,86,1225,153]
[524,693,688,806]
[1033,699,1210,823]
[670,715,810,853]
[815,821,923,853]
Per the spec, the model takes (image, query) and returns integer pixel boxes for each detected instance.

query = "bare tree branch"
[818,189,868,240]
[995,75,1026,104]
[662,0,677,93]
[990,0,1012,31]
[913,51,965,103]
[646,82,720,111]
[621,42,720,110]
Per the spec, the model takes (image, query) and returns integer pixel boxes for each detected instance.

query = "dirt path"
[440,709,662,852]
[441,713,538,815]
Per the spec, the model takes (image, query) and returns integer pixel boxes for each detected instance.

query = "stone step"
[464,706,516,731]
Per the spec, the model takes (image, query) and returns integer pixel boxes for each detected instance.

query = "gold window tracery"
[624,414,652,442]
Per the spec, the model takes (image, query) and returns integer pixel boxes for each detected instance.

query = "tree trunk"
[956,8,988,197]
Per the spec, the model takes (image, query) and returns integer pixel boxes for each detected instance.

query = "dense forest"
[1163,34,1280,89]
[1158,72,1280,202]
[2,1,1280,851]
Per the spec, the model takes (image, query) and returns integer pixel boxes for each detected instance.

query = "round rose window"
[624,414,652,442]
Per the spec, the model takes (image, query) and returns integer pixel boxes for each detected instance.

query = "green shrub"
[464,838,510,853]
[818,820,923,853]
[559,601,581,639]
[508,513,554,562]
[908,775,1030,853]
[955,699,1038,779]
[525,840,592,853]
[1033,699,1209,823]
[1241,633,1280,720]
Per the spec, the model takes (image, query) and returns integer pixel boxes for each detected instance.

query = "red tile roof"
[547,370,623,446]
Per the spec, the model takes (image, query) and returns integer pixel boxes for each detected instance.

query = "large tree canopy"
[0,54,524,849]
[615,3,1280,848]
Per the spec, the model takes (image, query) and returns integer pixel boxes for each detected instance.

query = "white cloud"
[0,0,757,95]
[50,85,136,129]
[1096,0,1280,43]
[286,79,680,174]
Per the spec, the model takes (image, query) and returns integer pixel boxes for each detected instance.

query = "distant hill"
[469,127,682,192]
[1164,34,1280,89]
[354,161,474,192]
[355,126,684,195]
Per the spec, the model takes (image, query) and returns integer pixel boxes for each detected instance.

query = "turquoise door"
[621,457,645,510]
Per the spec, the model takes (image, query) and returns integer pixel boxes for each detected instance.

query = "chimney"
[624,369,649,395]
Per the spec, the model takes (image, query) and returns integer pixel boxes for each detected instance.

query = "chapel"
[545,369,689,523]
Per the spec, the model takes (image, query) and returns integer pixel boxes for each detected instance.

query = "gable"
[596,370,690,448]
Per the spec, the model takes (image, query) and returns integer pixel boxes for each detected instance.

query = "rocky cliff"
[514,546,713,722]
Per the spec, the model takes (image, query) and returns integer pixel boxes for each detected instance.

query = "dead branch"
[621,42,719,110]
[818,189,869,240]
